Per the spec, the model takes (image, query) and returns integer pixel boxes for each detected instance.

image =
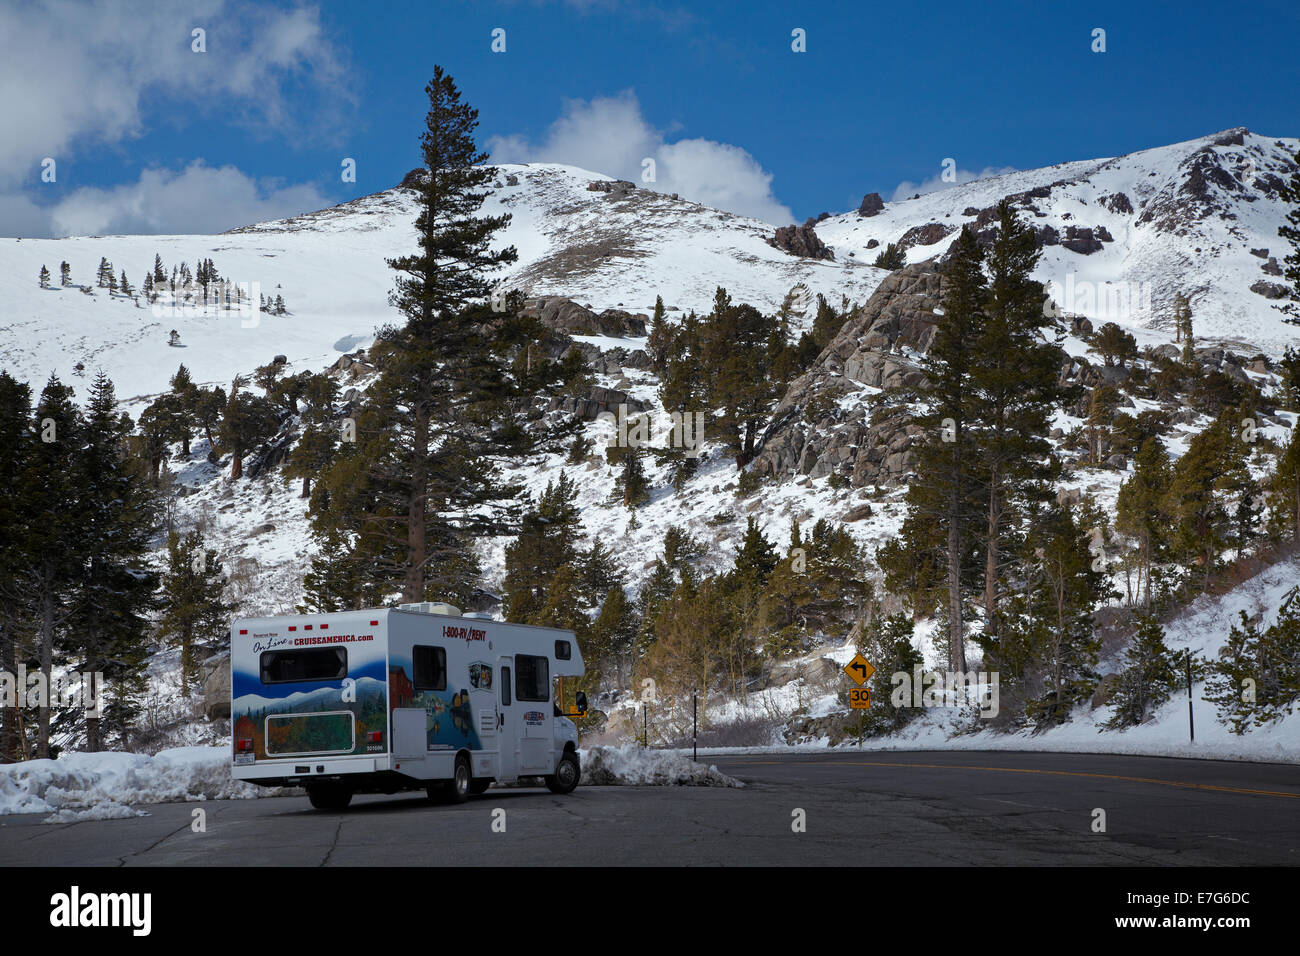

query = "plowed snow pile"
[0,747,296,818]
[580,746,743,787]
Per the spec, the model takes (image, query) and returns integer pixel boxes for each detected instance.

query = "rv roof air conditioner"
[397,602,462,616]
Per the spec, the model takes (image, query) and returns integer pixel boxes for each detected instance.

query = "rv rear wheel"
[448,755,472,804]
[306,782,353,811]
[546,751,580,794]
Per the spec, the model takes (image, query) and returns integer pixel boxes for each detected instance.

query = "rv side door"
[496,657,518,783]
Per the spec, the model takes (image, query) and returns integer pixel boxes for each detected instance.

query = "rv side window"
[260,647,347,684]
[413,645,447,691]
[516,654,549,702]
[501,667,511,706]
[555,640,571,661]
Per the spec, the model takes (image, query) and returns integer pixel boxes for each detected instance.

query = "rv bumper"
[233,755,391,785]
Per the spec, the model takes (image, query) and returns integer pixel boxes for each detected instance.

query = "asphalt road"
[2,750,1297,866]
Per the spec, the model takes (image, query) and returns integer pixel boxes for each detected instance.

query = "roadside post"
[692,687,698,762]
[844,653,875,749]
[1186,648,1195,743]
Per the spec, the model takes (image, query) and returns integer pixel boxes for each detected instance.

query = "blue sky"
[3,0,1297,237]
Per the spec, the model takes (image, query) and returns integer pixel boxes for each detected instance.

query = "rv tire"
[469,777,491,795]
[306,782,353,811]
[448,754,472,803]
[546,751,580,794]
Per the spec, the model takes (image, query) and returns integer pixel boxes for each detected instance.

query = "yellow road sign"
[849,687,871,709]
[844,654,875,686]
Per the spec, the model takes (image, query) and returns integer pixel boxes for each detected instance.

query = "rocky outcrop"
[547,386,648,420]
[522,297,647,337]
[1101,192,1134,215]
[751,264,942,487]
[1061,225,1107,254]
[899,221,955,249]
[769,219,835,260]
[1251,280,1288,300]
[858,192,885,216]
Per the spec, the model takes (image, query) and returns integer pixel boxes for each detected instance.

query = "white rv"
[230,603,586,810]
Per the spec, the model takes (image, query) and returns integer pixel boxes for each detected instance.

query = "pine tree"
[970,200,1071,650]
[96,257,110,288]
[142,272,154,302]
[859,610,924,735]
[1092,321,1138,367]
[609,443,650,509]
[588,585,639,689]
[1104,615,1180,729]
[0,373,33,761]
[908,225,987,671]
[646,295,672,376]
[158,529,232,688]
[153,254,166,284]
[283,373,340,497]
[696,287,780,466]
[502,472,582,622]
[119,270,132,297]
[1010,501,1109,727]
[309,67,526,604]
[1174,293,1195,363]
[1269,426,1300,542]
[1206,588,1300,733]
[218,376,281,480]
[873,242,906,269]
[59,261,71,286]
[108,270,118,294]
[16,377,84,756]
[1168,413,1246,590]
[70,373,159,749]
[1275,145,1300,325]
[38,265,50,288]
[1116,438,1174,609]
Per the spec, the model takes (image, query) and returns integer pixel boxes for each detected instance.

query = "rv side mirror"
[575,691,588,716]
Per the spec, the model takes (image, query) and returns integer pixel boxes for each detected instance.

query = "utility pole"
[1186,648,1195,744]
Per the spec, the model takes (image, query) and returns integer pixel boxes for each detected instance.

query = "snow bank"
[0,746,295,817]
[580,745,744,787]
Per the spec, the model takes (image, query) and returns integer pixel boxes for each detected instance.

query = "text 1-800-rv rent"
[230,603,586,810]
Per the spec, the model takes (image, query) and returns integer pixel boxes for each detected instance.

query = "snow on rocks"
[0,746,295,817]
[580,745,744,787]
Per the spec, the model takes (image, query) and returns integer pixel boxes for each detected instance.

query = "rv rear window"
[260,647,347,684]
[555,640,572,660]
[516,654,549,702]
[413,645,447,691]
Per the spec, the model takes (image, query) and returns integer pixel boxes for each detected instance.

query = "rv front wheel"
[546,751,580,794]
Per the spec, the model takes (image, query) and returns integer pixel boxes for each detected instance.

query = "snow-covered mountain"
[817,127,1299,354]
[2,126,1296,408]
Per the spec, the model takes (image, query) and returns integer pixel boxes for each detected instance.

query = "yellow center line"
[718,759,1300,799]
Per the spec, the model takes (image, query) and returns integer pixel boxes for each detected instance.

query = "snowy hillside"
[818,128,1300,354]
[3,127,1297,408]
[0,162,888,402]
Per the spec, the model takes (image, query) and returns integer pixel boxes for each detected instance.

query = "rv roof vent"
[398,602,462,617]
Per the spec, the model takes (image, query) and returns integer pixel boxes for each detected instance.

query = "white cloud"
[890,165,1019,202]
[43,161,333,237]
[488,91,793,224]
[0,0,350,188]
